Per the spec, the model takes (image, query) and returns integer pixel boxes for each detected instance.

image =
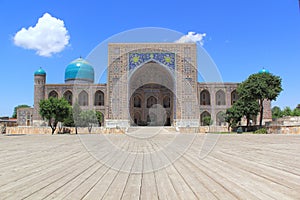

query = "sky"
[0,0,299,117]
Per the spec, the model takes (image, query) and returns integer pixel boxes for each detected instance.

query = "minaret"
[33,68,46,126]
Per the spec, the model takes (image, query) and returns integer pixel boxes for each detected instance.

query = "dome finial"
[259,67,269,74]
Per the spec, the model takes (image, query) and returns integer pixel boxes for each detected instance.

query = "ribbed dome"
[34,67,46,76]
[65,58,94,83]
[259,68,269,74]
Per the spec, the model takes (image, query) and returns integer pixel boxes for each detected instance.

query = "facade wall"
[198,82,238,126]
[31,43,272,128]
[17,107,34,126]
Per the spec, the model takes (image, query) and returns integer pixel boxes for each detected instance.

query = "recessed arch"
[78,90,88,106]
[216,111,226,126]
[63,90,73,105]
[200,111,211,126]
[147,96,157,108]
[163,96,171,108]
[200,90,210,105]
[216,90,226,105]
[48,90,58,99]
[133,95,142,108]
[94,90,104,106]
[231,90,238,105]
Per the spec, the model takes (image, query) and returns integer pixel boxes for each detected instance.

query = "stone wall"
[6,127,125,134]
[266,116,300,134]
[6,125,228,134]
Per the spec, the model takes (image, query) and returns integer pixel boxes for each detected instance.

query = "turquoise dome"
[34,67,46,75]
[65,58,94,83]
[259,68,269,74]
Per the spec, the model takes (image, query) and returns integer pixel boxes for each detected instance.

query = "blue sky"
[0,0,299,117]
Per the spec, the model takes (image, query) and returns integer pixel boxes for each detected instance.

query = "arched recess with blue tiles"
[128,52,176,126]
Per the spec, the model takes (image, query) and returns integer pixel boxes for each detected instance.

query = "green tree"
[292,107,300,116]
[235,99,259,126]
[272,106,283,119]
[202,116,213,126]
[63,107,75,127]
[225,105,243,131]
[12,104,30,118]
[95,111,103,126]
[39,97,71,134]
[80,110,99,133]
[72,102,82,134]
[282,106,292,117]
[237,72,282,126]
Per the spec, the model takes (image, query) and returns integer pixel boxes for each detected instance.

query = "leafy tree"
[63,107,75,127]
[80,110,98,133]
[225,105,243,131]
[292,107,300,116]
[39,97,71,134]
[202,116,213,126]
[12,104,30,118]
[272,106,283,119]
[235,99,259,126]
[95,111,103,126]
[72,102,82,134]
[282,106,292,117]
[237,72,282,126]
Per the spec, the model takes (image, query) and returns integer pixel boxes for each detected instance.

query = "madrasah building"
[18,43,271,128]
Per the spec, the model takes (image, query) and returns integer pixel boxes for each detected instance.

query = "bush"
[254,128,267,134]
[236,127,243,134]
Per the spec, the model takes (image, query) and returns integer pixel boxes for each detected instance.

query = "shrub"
[254,128,267,134]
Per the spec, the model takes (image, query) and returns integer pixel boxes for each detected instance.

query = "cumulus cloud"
[175,32,206,46]
[13,13,70,57]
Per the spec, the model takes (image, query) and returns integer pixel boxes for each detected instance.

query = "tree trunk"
[259,99,264,127]
[88,125,92,133]
[246,117,250,127]
[75,126,78,134]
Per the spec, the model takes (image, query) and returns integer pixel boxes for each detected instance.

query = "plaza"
[0,130,299,199]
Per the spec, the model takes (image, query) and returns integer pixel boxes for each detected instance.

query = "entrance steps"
[126,126,177,134]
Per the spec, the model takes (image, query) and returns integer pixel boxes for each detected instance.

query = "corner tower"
[33,68,46,126]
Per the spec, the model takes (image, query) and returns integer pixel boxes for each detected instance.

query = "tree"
[39,97,71,134]
[272,106,283,119]
[202,116,213,126]
[225,105,243,131]
[12,104,30,118]
[292,107,300,116]
[237,72,282,126]
[234,99,259,126]
[63,107,75,127]
[95,111,103,126]
[282,106,292,117]
[72,102,82,134]
[80,110,98,133]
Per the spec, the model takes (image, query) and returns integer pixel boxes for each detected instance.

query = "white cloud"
[175,32,206,46]
[13,13,70,57]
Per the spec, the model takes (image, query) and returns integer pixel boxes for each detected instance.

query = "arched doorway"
[129,61,175,126]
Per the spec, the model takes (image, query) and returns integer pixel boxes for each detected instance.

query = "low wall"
[267,126,300,134]
[6,126,125,134]
[6,125,228,135]
[266,116,300,134]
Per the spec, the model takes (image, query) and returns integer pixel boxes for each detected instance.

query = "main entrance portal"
[129,61,174,126]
